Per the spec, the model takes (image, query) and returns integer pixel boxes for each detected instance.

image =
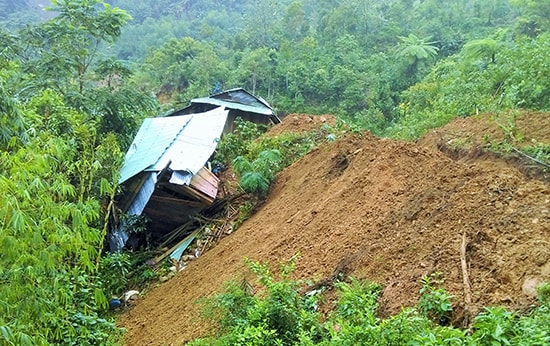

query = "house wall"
[224,110,272,134]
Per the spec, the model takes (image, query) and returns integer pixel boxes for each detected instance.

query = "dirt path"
[118,112,550,345]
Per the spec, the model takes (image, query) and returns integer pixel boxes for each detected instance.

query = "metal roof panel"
[190,97,274,115]
[119,107,228,184]
[148,107,229,173]
[119,116,192,184]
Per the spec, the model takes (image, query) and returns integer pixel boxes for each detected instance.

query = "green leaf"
[94,288,108,309]
[0,325,14,342]
[10,210,26,233]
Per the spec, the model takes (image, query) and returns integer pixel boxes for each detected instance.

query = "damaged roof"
[192,87,274,115]
[169,87,281,124]
[119,107,229,184]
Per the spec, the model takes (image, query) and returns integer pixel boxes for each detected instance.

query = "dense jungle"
[0,0,549,345]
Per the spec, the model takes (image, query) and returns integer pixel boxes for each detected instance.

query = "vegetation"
[214,117,339,197]
[191,258,550,345]
[0,1,157,344]
[4,2,548,139]
[0,0,549,344]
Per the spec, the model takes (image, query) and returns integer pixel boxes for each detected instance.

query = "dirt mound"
[119,113,550,345]
[419,111,550,182]
[268,113,337,136]
[419,110,550,150]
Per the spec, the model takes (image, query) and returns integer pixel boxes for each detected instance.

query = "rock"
[522,277,540,297]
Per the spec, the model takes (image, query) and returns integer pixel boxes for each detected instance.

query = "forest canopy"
[1,0,549,344]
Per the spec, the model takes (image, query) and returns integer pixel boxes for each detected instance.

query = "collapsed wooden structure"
[108,88,280,253]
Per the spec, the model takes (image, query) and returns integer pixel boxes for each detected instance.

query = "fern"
[240,171,270,196]
[232,149,282,197]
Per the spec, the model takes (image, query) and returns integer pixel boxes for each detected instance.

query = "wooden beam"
[150,229,199,266]
[158,182,215,205]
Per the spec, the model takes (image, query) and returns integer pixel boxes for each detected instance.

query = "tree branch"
[461,230,473,328]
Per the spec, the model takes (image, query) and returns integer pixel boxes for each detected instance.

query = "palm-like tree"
[397,34,439,76]
[463,38,499,64]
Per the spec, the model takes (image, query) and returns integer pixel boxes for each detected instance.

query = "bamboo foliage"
[0,84,123,345]
[0,132,116,344]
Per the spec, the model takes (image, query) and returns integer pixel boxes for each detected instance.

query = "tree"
[0,108,123,344]
[397,34,439,77]
[137,36,230,106]
[20,0,131,95]
[282,1,309,42]
[463,38,499,64]
[0,1,154,343]
[15,1,157,145]
[510,0,550,36]
[239,0,283,49]
[236,48,276,97]
[0,29,27,149]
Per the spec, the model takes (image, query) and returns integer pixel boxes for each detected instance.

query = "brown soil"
[118,111,550,346]
[268,113,337,136]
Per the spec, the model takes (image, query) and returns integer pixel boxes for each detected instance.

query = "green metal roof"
[118,116,192,184]
[118,107,229,184]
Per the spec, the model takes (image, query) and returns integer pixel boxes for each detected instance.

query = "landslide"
[119,112,550,346]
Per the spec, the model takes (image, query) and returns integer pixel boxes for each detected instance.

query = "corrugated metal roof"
[210,87,273,109]
[190,97,274,115]
[147,107,228,172]
[169,170,193,186]
[119,107,229,184]
[119,116,192,184]
[126,172,157,215]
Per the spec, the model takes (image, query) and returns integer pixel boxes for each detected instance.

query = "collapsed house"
[167,87,280,132]
[108,88,280,254]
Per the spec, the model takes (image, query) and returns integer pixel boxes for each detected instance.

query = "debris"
[150,230,199,265]
[122,290,140,303]
[109,298,122,309]
[461,231,473,328]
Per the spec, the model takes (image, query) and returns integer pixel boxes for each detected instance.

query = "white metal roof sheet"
[118,107,228,184]
[147,107,228,173]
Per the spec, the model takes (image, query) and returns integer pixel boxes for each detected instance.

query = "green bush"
[229,121,340,197]
[99,252,130,299]
[472,307,515,345]
[213,118,267,167]
[232,149,282,196]
[190,263,550,346]
[191,256,324,346]
[417,273,454,324]
[333,278,381,326]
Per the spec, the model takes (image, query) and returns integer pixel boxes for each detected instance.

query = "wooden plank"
[182,185,215,204]
[190,167,220,199]
[150,229,199,266]
[190,176,217,199]
[197,166,219,182]
[157,182,215,204]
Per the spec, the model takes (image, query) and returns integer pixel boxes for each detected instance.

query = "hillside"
[119,112,549,345]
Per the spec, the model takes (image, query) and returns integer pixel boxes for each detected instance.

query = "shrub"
[417,273,453,324]
[472,307,514,345]
[99,252,130,299]
[190,265,550,346]
[213,118,267,167]
[232,149,282,196]
[192,256,324,346]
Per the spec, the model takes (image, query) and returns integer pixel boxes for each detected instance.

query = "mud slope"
[119,113,550,346]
